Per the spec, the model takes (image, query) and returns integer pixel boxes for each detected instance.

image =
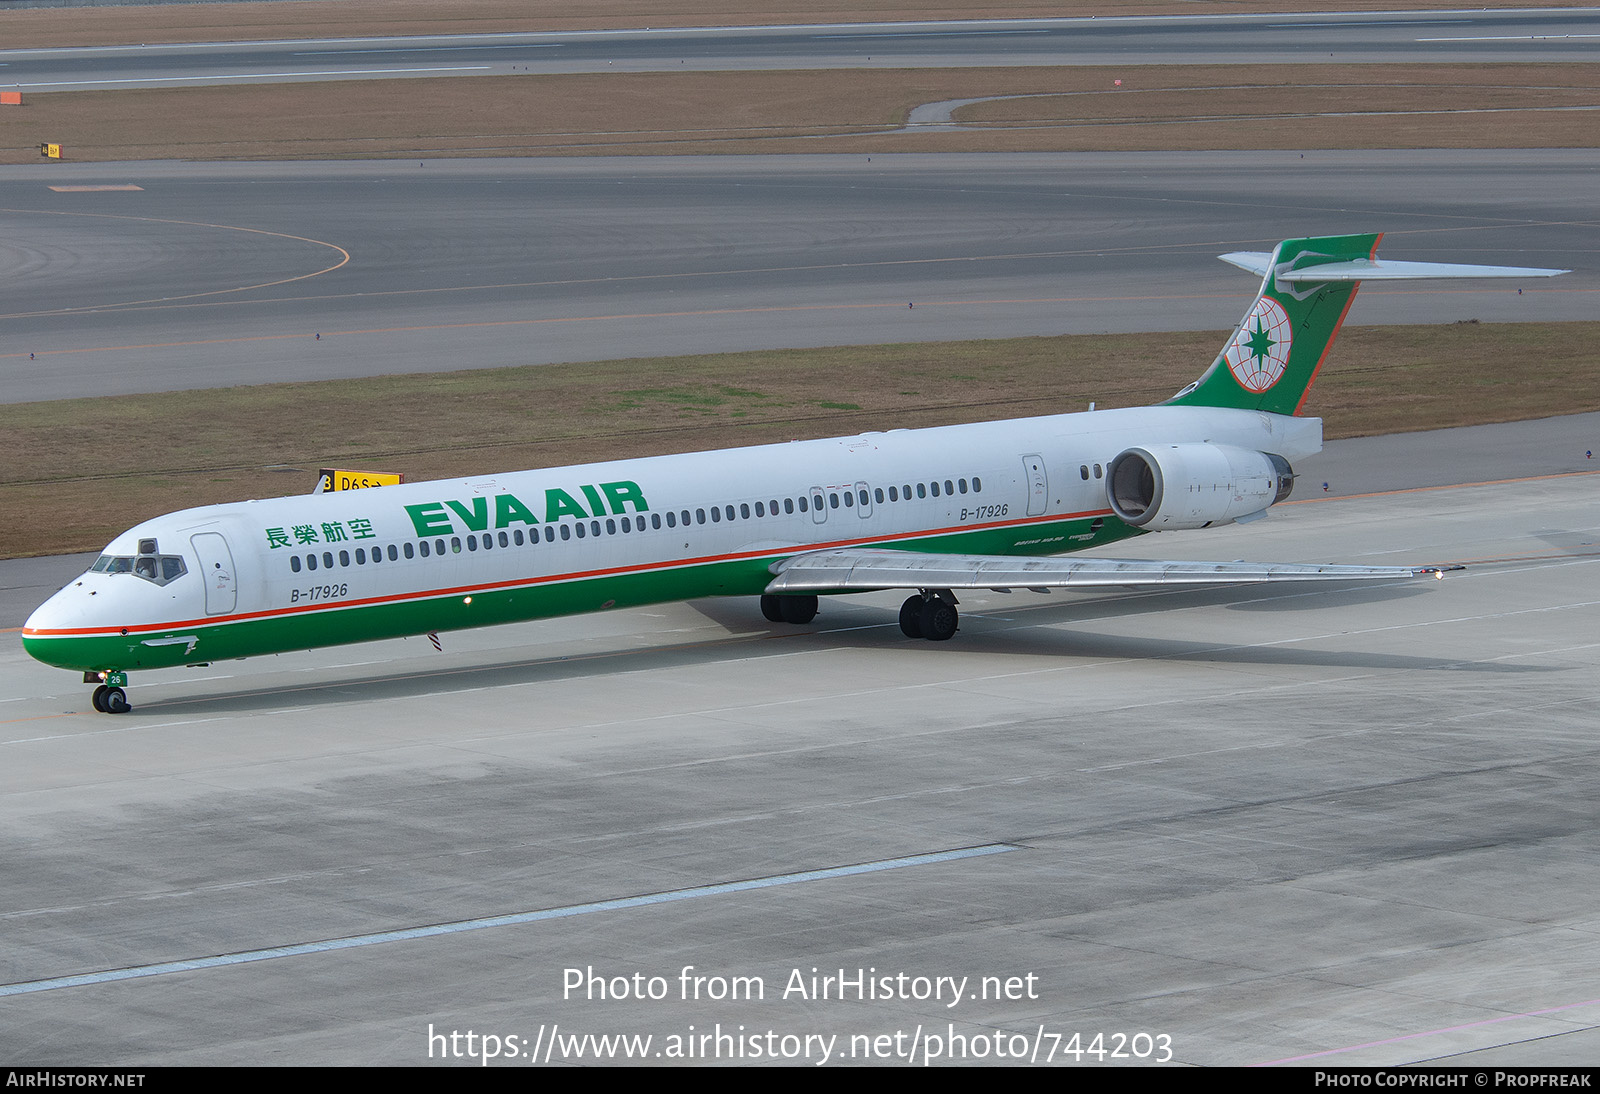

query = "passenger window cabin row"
[287,475,985,574]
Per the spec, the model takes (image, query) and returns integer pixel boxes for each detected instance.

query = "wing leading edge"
[765,548,1444,594]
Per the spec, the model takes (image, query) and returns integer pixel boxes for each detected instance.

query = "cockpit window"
[92,538,188,587]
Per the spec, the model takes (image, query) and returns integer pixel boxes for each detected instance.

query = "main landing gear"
[760,593,818,625]
[86,671,131,714]
[759,590,958,641]
[899,590,959,642]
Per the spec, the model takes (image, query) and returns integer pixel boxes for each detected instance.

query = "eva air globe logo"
[1225,297,1293,393]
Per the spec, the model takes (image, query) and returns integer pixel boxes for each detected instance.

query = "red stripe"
[24,509,1113,639]
[1296,233,1382,416]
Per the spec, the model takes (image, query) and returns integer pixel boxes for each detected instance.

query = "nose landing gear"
[85,671,132,714]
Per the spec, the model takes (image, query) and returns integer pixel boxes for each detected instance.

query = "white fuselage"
[23,404,1319,673]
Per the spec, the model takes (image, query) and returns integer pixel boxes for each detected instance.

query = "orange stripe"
[0,712,86,727]
[1292,233,1380,416]
[23,509,1112,639]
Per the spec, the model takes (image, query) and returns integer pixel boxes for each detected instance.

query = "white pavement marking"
[0,844,1015,998]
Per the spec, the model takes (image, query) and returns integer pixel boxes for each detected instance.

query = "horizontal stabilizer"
[766,548,1438,594]
[1220,251,1567,281]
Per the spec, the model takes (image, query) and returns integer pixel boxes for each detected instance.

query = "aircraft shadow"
[135,587,1553,718]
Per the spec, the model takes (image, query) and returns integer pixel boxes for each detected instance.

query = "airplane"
[22,233,1566,714]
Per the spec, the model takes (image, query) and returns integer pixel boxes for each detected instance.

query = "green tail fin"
[1167,233,1380,416]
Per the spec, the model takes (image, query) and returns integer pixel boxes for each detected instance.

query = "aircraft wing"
[764,548,1443,593]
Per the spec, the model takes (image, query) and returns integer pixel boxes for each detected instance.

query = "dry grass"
[4,321,1596,558]
[8,64,1600,163]
[4,0,1585,49]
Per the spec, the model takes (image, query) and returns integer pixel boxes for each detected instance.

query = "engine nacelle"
[1107,444,1294,530]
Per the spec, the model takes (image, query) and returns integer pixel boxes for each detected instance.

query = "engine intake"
[1107,444,1294,530]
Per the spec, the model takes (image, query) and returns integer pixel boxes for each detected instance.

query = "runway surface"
[5,10,1600,90]
[3,412,1598,1065]
[2,150,1596,404]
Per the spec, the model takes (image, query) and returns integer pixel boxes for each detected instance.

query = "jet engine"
[1106,444,1294,530]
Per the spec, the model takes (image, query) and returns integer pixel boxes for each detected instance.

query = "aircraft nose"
[25,586,70,633]
[24,574,104,634]
[22,579,113,671]
[22,590,68,666]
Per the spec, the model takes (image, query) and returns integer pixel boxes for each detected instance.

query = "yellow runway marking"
[0,293,1233,359]
[0,207,350,314]
[1288,467,1600,506]
[2,280,1593,362]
